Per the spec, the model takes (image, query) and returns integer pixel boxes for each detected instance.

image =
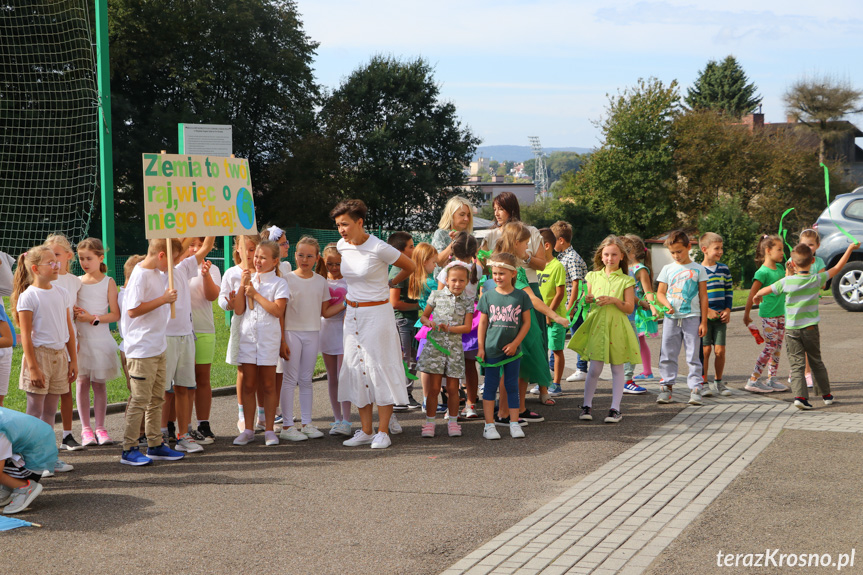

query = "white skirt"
[77,334,122,382]
[319,314,344,355]
[338,304,408,408]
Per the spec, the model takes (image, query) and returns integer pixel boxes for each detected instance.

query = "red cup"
[748,325,764,345]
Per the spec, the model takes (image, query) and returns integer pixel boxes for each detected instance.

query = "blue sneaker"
[623,381,647,394]
[436,404,448,414]
[147,443,185,461]
[548,384,564,397]
[121,447,152,466]
[633,373,655,381]
[274,414,284,425]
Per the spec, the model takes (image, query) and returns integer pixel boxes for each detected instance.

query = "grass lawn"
[1,299,324,413]
[730,288,830,308]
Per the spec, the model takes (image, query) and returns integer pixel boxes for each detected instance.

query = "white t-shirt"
[164,256,198,337]
[219,265,244,311]
[279,261,293,276]
[337,235,401,302]
[284,272,331,332]
[483,225,544,284]
[121,264,169,359]
[189,262,222,334]
[16,285,70,350]
[52,273,81,307]
[437,261,483,302]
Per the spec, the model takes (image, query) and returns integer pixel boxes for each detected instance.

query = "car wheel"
[831,261,863,311]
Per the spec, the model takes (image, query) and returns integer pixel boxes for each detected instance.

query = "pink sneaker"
[95,428,113,446]
[448,421,462,437]
[420,422,435,438]
[81,428,97,447]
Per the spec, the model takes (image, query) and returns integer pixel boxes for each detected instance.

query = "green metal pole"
[95,0,115,279]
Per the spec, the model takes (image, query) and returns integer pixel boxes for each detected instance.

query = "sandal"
[539,394,556,406]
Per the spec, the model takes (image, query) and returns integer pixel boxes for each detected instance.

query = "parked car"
[813,186,863,311]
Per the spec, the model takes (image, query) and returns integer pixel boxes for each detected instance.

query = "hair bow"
[267,225,285,242]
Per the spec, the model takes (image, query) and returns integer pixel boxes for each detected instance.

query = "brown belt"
[345,298,389,308]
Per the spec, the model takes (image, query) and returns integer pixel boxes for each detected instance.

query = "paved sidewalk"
[444,360,863,574]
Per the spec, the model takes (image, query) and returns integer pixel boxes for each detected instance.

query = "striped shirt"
[772,271,829,330]
[703,262,733,312]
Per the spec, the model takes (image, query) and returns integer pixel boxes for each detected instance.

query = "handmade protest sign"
[141,153,258,239]
[142,153,258,317]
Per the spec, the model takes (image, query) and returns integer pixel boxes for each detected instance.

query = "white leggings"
[584,360,625,412]
[280,330,320,425]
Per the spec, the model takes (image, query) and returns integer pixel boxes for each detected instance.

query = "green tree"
[563,78,679,238]
[685,56,761,118]
[546,151,583,183]
[488,160,500,172]
[495,165,507,176]
[523,158,535,180]
[692,197,759,284]
[672,108,850,233]
[503,160,516,174]
[107,0,319,252]
[319,55,482,230]
[519,196,611,258]
[783,74,863,163]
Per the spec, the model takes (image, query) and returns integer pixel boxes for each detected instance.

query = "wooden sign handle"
[166,238,176,319]
[239,235,254,310]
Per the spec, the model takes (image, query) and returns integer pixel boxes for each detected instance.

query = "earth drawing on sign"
[236,187,255,229]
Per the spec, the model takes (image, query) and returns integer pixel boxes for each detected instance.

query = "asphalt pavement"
[4,298,861,575]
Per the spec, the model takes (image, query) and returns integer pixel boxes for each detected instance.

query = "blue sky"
[299,1,863,149]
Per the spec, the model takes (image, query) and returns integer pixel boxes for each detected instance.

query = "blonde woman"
[432,196,475,271]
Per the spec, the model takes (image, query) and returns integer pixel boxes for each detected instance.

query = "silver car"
[813,186,863,311]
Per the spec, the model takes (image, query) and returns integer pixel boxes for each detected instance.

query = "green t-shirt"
[538,258,567,317]
[772,271,829,329]
[478,287,533,359]
[388,266,418,321]
[753,264,785,318]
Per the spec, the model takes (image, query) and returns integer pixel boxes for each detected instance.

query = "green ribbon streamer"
[642,292,672,316]
[778,207,796,254]
[477,249,493,260]
[403,361,418,381]
[566,282,589,322]
[477,351,523,368]
[426,332,451,356]
[821,163,858,243]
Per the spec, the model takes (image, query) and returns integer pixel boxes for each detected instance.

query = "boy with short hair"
[537,228,567,397]
[754,241,859,409]
[119,238,184,466]
[387,232,420,414]
[655,231,708,406]
[551,221,589,383]
[699,232,733,397]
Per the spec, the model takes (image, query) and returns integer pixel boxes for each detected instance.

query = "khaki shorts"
[19,346,70,395]
[166,334,196,391]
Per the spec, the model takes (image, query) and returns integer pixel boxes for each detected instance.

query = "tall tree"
[783,74,863,163]
[563,78,679,238]
[685,56,762,118]
[106,0,320,252]
[319,55,482,230]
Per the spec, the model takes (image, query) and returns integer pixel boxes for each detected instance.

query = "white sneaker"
[688,386,703,406]
[3,481,43,514]
[566,369,587,382]
[335,421,352,436]
[343,430,374,447]
[744,380,774,393]
[509,422,525,438]
[175,435,204,453]
[301,425,324,439]
[237,418,245,433]
[767,378,789,392]
[255,420,266,432]
[370,431,391,449]
[528,385,540,395]
[264,431,279,446]
[483,424,501,440]
[329,422,343,436]
[388,415,403,435]
[279,426,309,442]
[232,430,255,445]
[0,485,13,506]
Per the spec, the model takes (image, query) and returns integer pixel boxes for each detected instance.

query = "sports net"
[0,0,100,256]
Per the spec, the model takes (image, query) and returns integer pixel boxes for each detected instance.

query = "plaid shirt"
[556,246,588,300]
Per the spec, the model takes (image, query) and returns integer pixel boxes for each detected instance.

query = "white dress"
[236,270,290,366]
[320,277,347,355]
[336,235,407,408]
[76,276,121,381]
[219,265,244,366]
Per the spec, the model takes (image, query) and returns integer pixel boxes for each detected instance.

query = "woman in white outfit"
[331,200,416,449]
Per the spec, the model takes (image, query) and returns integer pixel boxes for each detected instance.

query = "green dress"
[569,269,641,365]
[515,268,553,387]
